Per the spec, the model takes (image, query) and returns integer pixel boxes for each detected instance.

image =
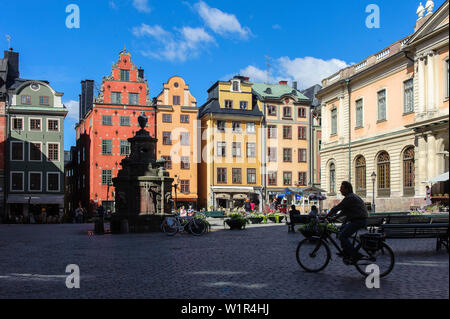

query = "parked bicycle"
[296,216,395,277]
[161,213,208,236]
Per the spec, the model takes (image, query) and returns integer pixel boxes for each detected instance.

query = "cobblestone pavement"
[0,220,448,299]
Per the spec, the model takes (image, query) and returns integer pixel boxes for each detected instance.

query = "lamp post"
[371,172,377,213]
[173,175,180,212]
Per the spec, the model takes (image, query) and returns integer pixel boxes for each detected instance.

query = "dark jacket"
[329,193,368,221]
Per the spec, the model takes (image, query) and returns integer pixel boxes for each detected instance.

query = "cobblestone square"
[0,221,448,299]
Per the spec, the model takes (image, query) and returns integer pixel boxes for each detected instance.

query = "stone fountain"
[111,112,174,233]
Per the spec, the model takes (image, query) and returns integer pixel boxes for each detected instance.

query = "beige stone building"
[317,0,449,212]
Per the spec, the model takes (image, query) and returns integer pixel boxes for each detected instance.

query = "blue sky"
[0,0,445,150]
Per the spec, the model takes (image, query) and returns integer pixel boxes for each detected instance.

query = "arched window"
[403,147,415,196]
[377,152,391,197]
[355,156,366,197]
[329,163,336,194]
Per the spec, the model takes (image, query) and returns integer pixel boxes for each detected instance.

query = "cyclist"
[325,181,368,264]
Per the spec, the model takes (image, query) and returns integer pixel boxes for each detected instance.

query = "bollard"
[121,219,129,234]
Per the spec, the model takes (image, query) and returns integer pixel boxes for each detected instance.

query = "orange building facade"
[155,76,199,209]
[73,49,156,215]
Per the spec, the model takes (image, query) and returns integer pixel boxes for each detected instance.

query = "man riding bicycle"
[325,181,368,264]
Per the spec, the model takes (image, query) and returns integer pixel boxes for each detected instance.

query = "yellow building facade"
[198,76,264,211]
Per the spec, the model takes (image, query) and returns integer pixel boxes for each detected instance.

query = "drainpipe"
[3,97,10,222]
[346,79,352,183]
[308,101,313,187]
[262,101,267,208]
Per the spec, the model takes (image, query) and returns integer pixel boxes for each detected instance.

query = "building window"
[246,122,255,133]
[355,156,366,197]
[11,172,24,191]
[21,95,31,105]
[181,157,190,170]
[129,93,139,105]
[232,122,242,133]
[162,114,172,123]
[180,180,190,194]
[29,172,41,192]
[404,79,414,114]
[356,99,363,128]
[268,171,277,186]
[232,168,242,184]
[48,119,59,131]
[29,143,42,161]
[180,115,190,123]
[298,149,307,163]
[403,147,415,196]
[111,92,121,104]
[217,142,226,157]
[377,151,391,197]
[268,147,277,162]
[173,95,181,105]
[217,120,226,132]
[162,156,172,170]
[283,172,292,186]
[163,132,172,145]
[217,168,227,184]
[232,81,240,92]
[102,170,113,185]
[298,126,307,140]
[377,90,387,121]
[120,116,130,126]
[331,107,337,135]
[298,107,306,118]
[101,140,113,155]
[298,172,307,186]
[120,140,131,156]
[48,143,59,161]
[48,173,60,192]
[232,142,242,158]
[102,115,113,125]
[240,101,248,110]
[30,118,41,131]
[283,107,292,118]
[329,163,336,194]
[120,70,129,82]
[247,143,256,158]
[11,142,24,161]
[39,96,49,105]
[283,126,292,139]
[12,118,23,131]
[225,100,233,109]
[268,105,277,116]
[247,168,256,184]
[268,125,277,139]
[180,132,190,146]
[283,148,292,162]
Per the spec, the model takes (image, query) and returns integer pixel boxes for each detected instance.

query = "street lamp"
[371,172,377,213]
[173,175,180,212]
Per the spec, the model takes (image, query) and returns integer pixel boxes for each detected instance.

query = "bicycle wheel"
[296,238,331,273]
[189,219,207,236]
[355,242,395,278]
[161,218,178,236]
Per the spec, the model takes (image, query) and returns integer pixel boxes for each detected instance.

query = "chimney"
[138,67,144,79]
[279,80,288,85]
[243,76,250,81]
[4,49,19,87]
[80,81,86,120]
[293,81,298,90]
[80,80,94,119]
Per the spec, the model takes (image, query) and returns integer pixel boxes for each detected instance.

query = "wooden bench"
[203,211,227,219]
[286,215,311,233]
[380,223,449,252]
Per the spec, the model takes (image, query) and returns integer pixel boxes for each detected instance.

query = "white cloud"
[272,24,282,30]
[133,0,151,13]
[195,1,251,39]
[133,24,215,62]
[109,1,117,10]
[64,100,79,121]
[238,57,349,89]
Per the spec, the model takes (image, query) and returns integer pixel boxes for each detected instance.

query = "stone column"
[321,103,328,142]
[417,135,428,197]
[427,133,437,181]
[418,57,426,113]
[427,52,435,112]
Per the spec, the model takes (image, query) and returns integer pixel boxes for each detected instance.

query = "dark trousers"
[338,219,368,257]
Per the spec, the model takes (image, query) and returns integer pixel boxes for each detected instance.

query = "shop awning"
[215,194,231,200]
[425,172,449,183]
[233,194,247,200]
[7,195,64,205]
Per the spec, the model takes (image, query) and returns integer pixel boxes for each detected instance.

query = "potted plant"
[248,213,264,224]
[225,213,248,230]
[267,212,285,223]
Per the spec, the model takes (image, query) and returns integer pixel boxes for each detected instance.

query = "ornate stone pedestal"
[111,112,173,233]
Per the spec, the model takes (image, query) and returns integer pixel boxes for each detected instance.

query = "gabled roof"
[252,83,310,102]
[301,84,322,108]
[198,98,263,119]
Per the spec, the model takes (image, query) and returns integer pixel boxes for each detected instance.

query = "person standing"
[244,200,252,214]
[425,186,432,207]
